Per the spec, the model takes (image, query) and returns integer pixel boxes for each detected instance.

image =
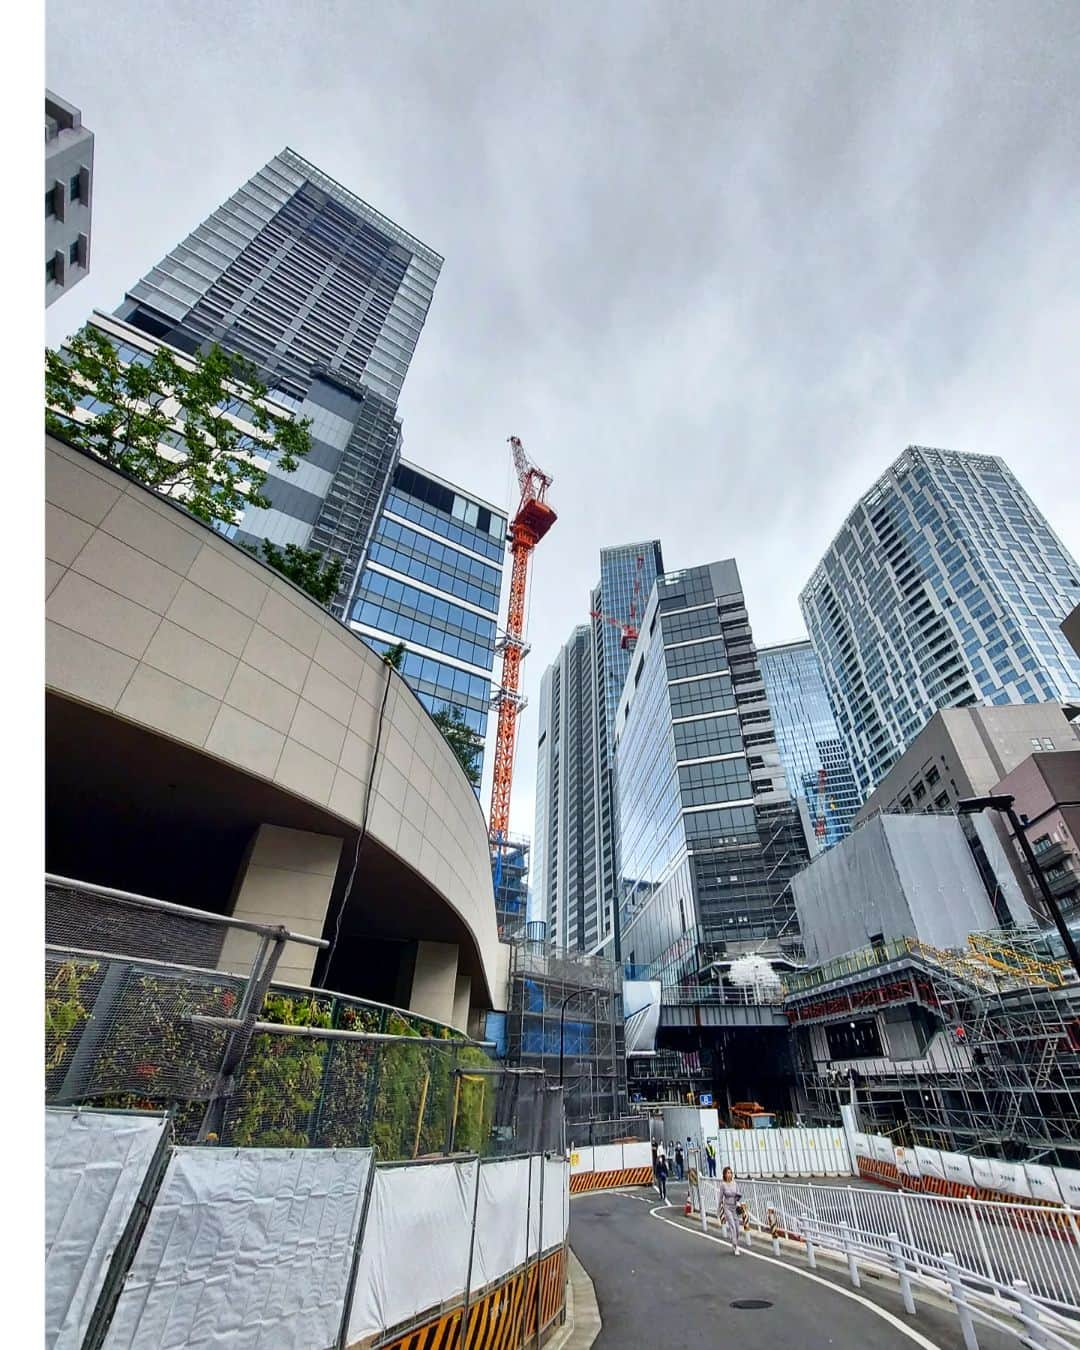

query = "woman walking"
[719,1166,741,1255]
[655,1148,670,1202]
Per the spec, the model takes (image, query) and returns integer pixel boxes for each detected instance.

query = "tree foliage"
[430,704,482,786]
[45,324,311,526]
[243,540,344,607]
[382,641,408,671]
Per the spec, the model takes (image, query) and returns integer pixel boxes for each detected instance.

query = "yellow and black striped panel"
[375,1247,566,1350]
[569,1166,653,1193]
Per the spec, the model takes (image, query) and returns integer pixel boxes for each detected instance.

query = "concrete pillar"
[452,974,472,1033]
[409,940,459,1026]
[218,823,343,988]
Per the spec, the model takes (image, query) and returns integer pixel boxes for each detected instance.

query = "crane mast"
[489,437,556,845]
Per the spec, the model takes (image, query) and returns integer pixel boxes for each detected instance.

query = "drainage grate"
[730,1299,773,1310]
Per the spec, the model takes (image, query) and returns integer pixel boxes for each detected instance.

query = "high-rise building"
[534,625,602,952]
[115,148,442,614]
[758,639,861,850]
[801,447,1080,798]
[349,460,506,783]
[590,542,664,956]
[46,91,94,307]
[614,561,811,980]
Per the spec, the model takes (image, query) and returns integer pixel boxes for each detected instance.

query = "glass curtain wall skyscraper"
[350,460,506,783]
[801,447,1080,797]
[115,147,442,616]
[614,561,811,981]
[758,640,861,850]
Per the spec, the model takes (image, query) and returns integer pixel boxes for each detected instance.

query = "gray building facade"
[801,447,1080,799]
[46,91,94,307]
[614,560,811,981]
[115,147,442,616]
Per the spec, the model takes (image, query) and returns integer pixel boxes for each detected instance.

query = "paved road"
[569,1184,1016,1349]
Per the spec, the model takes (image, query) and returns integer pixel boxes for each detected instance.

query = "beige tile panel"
[231,866,335,918]
[289,699,347,762]
[46,620,137,708]
[116,664,220,748]
[47,571,162,660]
[45,445,123,526]
[313,626,370,688]
[249,824,343,876]
[342,729,375,777]
[46,559,65,599]
[187,543,270,618]
[205,704,285,780]
[328,766,366,821]
[375,760,407,813]
[224,662,300,734]
[258,588,323,657]
[142,620,239,700]
[274,739,336,806]
[301,661,355,725]
[241,624,312,695]
[46,503,96,567]
[367,794,401,850]
[72,528,185,615]
[166,579,255,658]
[99,491,203,575]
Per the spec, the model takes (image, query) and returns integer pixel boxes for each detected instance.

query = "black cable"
[321,658,394,982]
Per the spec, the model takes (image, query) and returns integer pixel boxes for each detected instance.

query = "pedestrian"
[719,1166,741,1255]
[655,1148,669,1202]
[674,1142,684,1181]
[705,1140,717,1177]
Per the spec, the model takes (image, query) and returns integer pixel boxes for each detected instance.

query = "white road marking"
[645,1206,944,1350]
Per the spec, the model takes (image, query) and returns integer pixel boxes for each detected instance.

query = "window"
[45,187,55,218]
[926,765,940,786]
[69,240,79,266]
[69,173,81,202]
[913,782,926,802]
[934,793,949,810]
[1031,739,1042,750]
[1041,738,1055,751]
[900,795,913,812]
[46,257,56,284]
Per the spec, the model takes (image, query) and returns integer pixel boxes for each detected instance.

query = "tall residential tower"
[46,91,94,306]
[115,148,442,615]
[801,448,1080,798]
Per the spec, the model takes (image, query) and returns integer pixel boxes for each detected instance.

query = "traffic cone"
[684,1199,693,1216]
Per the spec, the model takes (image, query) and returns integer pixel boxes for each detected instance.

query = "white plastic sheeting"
[348,1158,475,1344]
[46,1108,169,1350]
[103,1146,372,1349]
[568,1141,651,1175]
[711,1127,851,1177]
[542,1159,569,1252]
[473,1158,530,1286]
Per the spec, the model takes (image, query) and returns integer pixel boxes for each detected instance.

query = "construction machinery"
[489,438,556,921]
[730,1101,777,1130]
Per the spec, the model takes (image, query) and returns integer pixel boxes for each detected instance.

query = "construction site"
[786,927,1080,1164]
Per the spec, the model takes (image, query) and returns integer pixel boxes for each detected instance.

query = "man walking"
[655,1147,670,1202]
[706,1141,717,1177]
[674,1141,684,1181]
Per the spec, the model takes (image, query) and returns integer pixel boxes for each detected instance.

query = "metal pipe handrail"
[46,873,328,947]
[188,1015,479,1045]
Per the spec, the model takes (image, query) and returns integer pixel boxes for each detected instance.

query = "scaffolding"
[505,935,627,1123]
[787,929,1080,1163]
[491,835,530,942]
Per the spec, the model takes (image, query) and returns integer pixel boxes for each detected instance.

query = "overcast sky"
[46,0,1080,840]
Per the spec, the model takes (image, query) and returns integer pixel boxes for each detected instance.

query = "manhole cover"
[730,1299,773,1310]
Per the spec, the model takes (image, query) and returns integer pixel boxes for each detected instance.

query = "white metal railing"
[692,1174,1080,1341]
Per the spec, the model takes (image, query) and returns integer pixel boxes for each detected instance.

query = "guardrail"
[661,983,785,1006]
[694,1173,1080,1342]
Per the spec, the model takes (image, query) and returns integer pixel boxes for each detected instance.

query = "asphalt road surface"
[569,1184,1017,1350]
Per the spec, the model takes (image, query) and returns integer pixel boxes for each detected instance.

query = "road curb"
[545,1248,601,1350]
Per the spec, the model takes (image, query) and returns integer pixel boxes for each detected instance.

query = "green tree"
[430,705,482,786]
[45,325,311,526]
[383,641,408,671]
[243,540,343,607]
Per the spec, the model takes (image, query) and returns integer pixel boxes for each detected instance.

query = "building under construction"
[787,930,1080,1164]
[492,835,530,941]
[505,933,627,1123]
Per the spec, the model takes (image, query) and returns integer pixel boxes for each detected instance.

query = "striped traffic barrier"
[569,1166,654,1193]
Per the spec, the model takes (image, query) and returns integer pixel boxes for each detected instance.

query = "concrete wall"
[45,436,501,1004]
[45,92,93,306]
[855,704,1079,824]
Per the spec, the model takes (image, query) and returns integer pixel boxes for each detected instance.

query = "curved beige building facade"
[45,435,500,1022]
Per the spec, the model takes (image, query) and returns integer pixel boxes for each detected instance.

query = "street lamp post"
[557,988,597,1090]
[957,793,1080,982]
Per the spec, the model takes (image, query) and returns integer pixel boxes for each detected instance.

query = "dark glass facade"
[614,561,811,981]
[758,640,861,849]
[351,461,506,782]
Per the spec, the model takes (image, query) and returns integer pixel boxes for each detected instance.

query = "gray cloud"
[47,0,1080,837]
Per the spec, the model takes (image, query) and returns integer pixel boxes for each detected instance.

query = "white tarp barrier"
[568,1145,594,1174]
[915,1146,945,1180]
[871,1135,895,1164]
[46,1108,169,1350]
[348,1158,474,1345]
[104,1146,372,1350]
[990,1161,1031,1199]
[1054,1168,1080,1209]
[851,1131,871,1158]
[591,1143,626,1174]
[895,1147,921,1179]
[474,1158,531,1290]
[622,1141,652,1171]
[541,1159,569,1252]
[941,1152,976,1189]
[1026,1164,1064,1205]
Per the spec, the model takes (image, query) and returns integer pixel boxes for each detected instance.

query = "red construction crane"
[489,436,556,843]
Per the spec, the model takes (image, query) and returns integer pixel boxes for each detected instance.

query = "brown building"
[993,750,1080,916]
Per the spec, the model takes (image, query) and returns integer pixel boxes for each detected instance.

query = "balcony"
[1032,838,1071,870]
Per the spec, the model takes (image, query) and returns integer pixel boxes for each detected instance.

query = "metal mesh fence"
[566,1115,652,1146]
[44,878,565,1157]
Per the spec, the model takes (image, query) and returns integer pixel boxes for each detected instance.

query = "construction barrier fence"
[567,1140,654,1192]
[46,1108,569,1350]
